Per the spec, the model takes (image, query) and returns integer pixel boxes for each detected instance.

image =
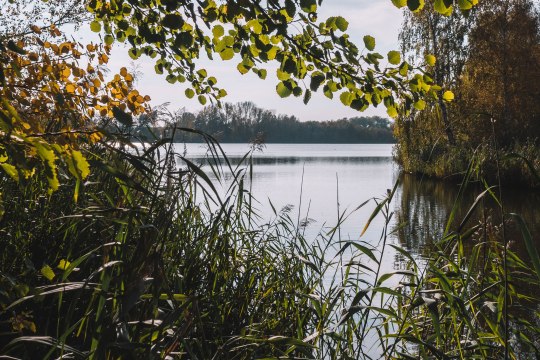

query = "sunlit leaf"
[387,50,401,65]
[425,54,436,66]
[442,90,454,102]
[41,265,55,281]
[57,259,71,270]
[363,35,376,51]
[276,82,292,98]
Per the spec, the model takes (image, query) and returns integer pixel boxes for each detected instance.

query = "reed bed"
[0,128,539,359]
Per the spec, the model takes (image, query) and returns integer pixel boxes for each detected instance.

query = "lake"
[178,143,539,263]
[180,143,397,251]
[177,142,539,357]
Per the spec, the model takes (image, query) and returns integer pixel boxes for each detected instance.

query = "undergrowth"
[0,128,539,359]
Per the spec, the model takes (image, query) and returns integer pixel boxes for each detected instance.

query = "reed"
[0,128,538,359]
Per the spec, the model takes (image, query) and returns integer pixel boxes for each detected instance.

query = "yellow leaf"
[387,106,398,118]
[41,265,55,281]
[62,67,71,78]
[57,259,71,270]
[442,90,454,102]
[34,143,59,192]
[66,84,75,93]
[425,54,436,66]
[30,25,42,34]
[1,163,19,181]
[72,150,90,179]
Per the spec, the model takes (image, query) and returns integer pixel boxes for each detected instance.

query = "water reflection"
[186,156,392,166]
[176,142,539,264]
[393,173,540,260]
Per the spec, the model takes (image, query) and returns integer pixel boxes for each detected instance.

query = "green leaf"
[41,265,55,281]
[434,0,453,15]
[335,16,349,32]
[303,89,312,104]
[340,92,353,106]
[185,88,195,99]
[285,0,296,18]
[197,69,207,78]
[387,106,398,118]
[407,0,425,11]
[257,69,267,79]
[391,0,407,7]
[71,150,90,179]
[399,62,409,76]
[57,259,71,271]
[277,69,290,81]
[309,72,325,92]
[198,95,207,105]
[237,63,249,75]
[442,90,454,102]
[425,54,436,66]
[276,82,292,98]
[387,50,401,65]
[35,143,59,192]
[413,99,426,110]
[1,163,19,181]
[212,25,224,38]
[299,0,317,13]
[219,48,234,60]
[90,21,101,33]
[458,0,478,11]
[104,34,114,45]
[162,14,184,30]
[363,35,375,51]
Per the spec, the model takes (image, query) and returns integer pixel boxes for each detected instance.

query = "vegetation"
[135,102,395,143]
[1,138,539,358]
[394,0,540,187]
[1,0,539,359]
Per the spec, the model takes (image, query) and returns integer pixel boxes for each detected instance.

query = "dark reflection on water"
[393,173,540,260]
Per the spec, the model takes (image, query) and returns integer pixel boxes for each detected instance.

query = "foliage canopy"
[0,0,476,191]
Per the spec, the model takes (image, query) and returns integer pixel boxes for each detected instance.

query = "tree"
[0,0,477,193]
[399,0,476,144]
[458,0,540,145]
[86,0,477,117]
[393,0,540,180]
[0,24,150,199]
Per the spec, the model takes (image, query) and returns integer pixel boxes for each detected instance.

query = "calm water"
[180,143,397,241]
[177,142,539,357]
[178,143,540,270]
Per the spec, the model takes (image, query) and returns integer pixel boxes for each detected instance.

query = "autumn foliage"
[0,25,149,197]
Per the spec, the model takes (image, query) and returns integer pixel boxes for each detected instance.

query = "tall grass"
[0,128,539,359]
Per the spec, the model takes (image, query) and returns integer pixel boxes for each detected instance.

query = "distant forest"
[136,102,395,143]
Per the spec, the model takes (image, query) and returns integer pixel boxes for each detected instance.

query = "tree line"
[135,101,395,143]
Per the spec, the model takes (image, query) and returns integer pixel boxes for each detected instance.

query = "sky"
[80,1,404,122]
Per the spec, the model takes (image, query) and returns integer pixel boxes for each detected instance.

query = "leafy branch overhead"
[0,24,150,196]
[0,0,478,193]
[87,0,475,117]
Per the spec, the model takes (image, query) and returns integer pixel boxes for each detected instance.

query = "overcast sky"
[89,1,404,121]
